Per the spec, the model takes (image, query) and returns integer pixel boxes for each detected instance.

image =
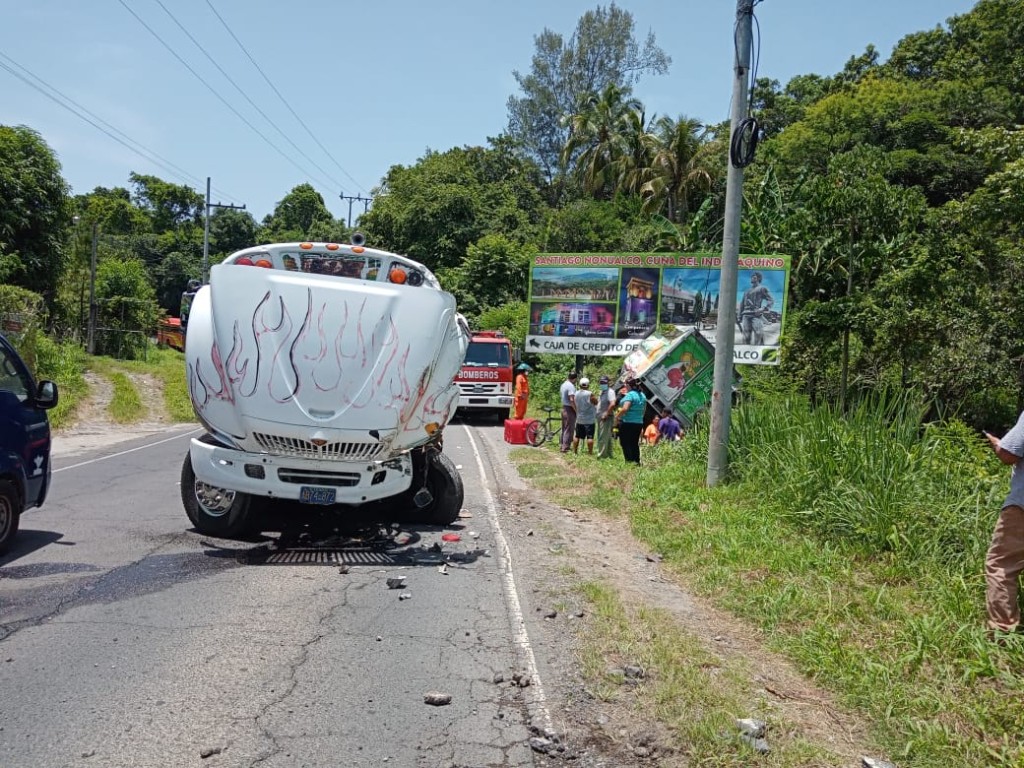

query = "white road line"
[461,424,553,731]
[53,428,203,473]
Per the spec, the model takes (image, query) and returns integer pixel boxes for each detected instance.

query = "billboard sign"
[526,253,790,365]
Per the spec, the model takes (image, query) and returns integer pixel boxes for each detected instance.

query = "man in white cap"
[559,371,578,452]
[572,377,598,455]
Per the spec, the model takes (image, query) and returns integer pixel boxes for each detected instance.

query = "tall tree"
[442,234,534,321]
[360,142,547,271]
[640,115,716,222]
[209,207,257,255]
[0,125,70,300]
[260,183,338,242]
[506,3,670,187]
[128,173,203,233]
[562,82,644,199]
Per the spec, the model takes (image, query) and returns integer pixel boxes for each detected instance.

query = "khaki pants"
[985,504,1024,631]
[596,415,614,458]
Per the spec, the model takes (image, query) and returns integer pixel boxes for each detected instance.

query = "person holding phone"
[984,415,1024,637]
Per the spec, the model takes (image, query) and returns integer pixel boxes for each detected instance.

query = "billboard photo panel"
[526,253,790,364]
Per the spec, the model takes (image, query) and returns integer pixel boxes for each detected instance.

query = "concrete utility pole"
[202,177,247,283]
[339,190,372,229]
[707,0,755,487]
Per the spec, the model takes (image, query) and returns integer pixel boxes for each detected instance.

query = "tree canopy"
[506,3,669,186]
[6,0,1024,427]
[0,125,69,298]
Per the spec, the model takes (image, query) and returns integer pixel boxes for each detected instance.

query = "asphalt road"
[0,420,546,767]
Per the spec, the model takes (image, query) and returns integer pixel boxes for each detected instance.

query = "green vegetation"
[110,346,193,423]
[578,581,839,766]
[35,336,88,431]
[105,372,143,423]
[512,392,1024,767]
[1,1,1021,427]
[88,347,193,424]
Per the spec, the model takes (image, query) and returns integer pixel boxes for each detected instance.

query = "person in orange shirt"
[513,363,532,419]
[643,415,660,446]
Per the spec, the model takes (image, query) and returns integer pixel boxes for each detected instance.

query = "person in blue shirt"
[613,378,647,465]
[658,409,682,442]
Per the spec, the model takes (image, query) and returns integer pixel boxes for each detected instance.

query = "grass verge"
[577,580,843,766]
[104,346,193,422]
[106,371,144,423]
[510,393,1024,768]
[34,338,87,430]
[88,346,193,424]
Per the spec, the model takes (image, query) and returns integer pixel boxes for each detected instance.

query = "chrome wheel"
[193,481,236,518]
[181,453,253,538]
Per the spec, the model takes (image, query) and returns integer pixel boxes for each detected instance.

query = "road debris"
[423,691,452,706]
[736,718,766,738]
[736,719,770,754]
[623,664,645,680]
[511,672,531,688]
[386,576,407,590]
[398,592,412,601]
[441,533,461,543]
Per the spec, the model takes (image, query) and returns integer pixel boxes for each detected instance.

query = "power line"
[116,0,337,194]
[204,0,368,195]
[0,51,239,203]
[152,0,347,193]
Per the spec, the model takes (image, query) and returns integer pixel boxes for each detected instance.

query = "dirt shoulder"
[478,425,880,767]
[51,370,192,458]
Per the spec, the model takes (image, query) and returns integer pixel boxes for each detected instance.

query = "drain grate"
[260,548,396,566]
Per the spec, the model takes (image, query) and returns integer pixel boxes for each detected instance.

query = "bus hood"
[185,265,467,454]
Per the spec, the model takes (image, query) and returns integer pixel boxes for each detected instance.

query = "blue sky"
[1,0,978,222]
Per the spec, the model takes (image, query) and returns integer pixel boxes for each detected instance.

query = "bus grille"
[252,432,385,461]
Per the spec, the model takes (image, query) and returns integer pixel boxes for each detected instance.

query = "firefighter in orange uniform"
[514,363,532,420]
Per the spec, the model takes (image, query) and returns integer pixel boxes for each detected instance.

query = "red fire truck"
[455,330,516,422]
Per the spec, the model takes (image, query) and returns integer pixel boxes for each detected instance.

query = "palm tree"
[641,115,715,222]
[562,83,644,199]
[612,106,655,197]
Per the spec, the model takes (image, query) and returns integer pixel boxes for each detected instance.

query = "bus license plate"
[300,486,336,505]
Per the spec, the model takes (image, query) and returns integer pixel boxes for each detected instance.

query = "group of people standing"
[557,371,651,465]
[521,358,1024,640]
[515,364,683,467]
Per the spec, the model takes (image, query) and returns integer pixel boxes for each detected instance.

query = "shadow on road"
[0,529,74,570]
[198,508,489,569]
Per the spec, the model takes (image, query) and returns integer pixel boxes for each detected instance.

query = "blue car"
[0,333,59,554]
